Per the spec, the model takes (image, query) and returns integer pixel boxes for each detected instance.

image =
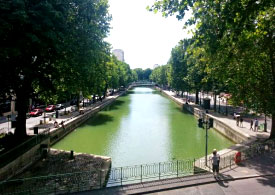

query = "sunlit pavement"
[163,89,272,131]
[152,152,275,195]
[0,93,121,135]
[78,152,275,195]
[161,89,271,141]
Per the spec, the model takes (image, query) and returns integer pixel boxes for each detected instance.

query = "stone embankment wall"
[156,88,248,144]
[50,94,123,145]
[1,93,124,181]
[0,139,49,181]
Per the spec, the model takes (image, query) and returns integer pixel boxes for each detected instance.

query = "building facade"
[112,49,125,62]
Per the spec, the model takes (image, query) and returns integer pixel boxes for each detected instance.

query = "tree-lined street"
[150,0,274,139]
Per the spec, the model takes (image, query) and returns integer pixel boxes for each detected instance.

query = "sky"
[106,0,192,70]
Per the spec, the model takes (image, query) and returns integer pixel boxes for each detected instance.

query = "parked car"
[56,104,64,110]
[34,105,46,111]
[29,109,43,117]
[45,105,56,112]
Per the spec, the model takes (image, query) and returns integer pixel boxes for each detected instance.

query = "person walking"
[212,149,220,178]
[254,119,259,132]
[250,119,253,131]
[236,116,240,126]
[240,117,243,127]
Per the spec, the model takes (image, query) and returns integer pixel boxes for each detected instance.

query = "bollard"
[70,150,74,159]
[34,127,38,134]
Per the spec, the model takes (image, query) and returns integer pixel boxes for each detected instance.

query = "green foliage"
[150,65,169,87]
[152,0,275,138]
[133,68,152,81]
[0,0,114,137]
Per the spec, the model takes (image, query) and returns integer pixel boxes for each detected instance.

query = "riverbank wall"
[49,92,124,146]
[1,92,125,182]
[155,87,257,145]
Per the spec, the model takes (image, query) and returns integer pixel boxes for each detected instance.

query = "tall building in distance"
[153,64,159,69]
[112,49,125,62]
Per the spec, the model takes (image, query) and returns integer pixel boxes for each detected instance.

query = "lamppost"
[218,96,221,113]
[198,112,213,166]
[225,97,228,116]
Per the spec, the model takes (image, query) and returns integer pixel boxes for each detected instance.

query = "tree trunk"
[103,84,108,99]
[181,91,183,98]
[269,114,275,139]
[77,94,80,111]
[200,92,201,105]
[93,94,96,104]
[195,90,199,104]
[214,92,217,112]
[14,90,29,139]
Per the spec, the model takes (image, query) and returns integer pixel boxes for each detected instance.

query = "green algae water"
[53,87,234,167]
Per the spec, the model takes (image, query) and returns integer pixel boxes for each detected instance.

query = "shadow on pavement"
[216,174,232,188]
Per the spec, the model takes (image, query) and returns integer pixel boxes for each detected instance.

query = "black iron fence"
[0,139,274,194]
[108,159,194,186]
[0,129,50,168]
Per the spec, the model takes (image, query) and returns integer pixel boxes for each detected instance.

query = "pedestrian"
[254,119,259,132]
[240,117,243,127]
[60,121,65,130]
[250,119,253,131]
[236,116,240,126]
[212,149,220,178]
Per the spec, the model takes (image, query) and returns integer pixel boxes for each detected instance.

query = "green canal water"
[53,87,234,167]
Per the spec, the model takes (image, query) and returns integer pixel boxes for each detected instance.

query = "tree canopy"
[0,0,135,138]
[151,0,275,138]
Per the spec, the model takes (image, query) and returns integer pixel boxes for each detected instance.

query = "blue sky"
[106,0,192,69]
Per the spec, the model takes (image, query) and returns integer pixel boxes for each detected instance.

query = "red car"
[45,105,56,112]
[29,109,43,117]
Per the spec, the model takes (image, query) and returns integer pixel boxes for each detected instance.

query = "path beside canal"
[160,89,271,142]
[79,151,275,195]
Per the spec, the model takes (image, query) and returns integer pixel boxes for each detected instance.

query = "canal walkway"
[76,87,274,195]
[160,89,271,142]
[27,92,124,135]
[79,151,275,195]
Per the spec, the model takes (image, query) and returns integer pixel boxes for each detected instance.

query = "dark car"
[45,105,56,112]
[29,109,43,117]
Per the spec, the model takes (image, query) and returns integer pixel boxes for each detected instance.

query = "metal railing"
[108,159,194,186]
[1,139,274,194]
[0,129,50,168]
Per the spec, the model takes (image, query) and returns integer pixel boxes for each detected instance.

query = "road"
[0,106,76,135]
[152,176,275,195]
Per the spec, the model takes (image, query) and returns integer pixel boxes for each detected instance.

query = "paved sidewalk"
[78,151,275,195]
[161,89,271,142]
[0,92,122,136]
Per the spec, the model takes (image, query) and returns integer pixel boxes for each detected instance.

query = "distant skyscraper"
[153,64,159,69]
[112,49,125,62]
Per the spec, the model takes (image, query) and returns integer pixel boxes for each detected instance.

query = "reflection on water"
[53,87,234,167]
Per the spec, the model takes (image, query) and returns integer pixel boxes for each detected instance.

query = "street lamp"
[218,96,221,113]
[225,97,228,116]
[198,112,213,166]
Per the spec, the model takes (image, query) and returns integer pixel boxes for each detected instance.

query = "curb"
[128,173,275,195]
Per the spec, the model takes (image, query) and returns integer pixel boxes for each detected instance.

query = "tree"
[133,68,152,81]
[0,0,111,138]
[151,0,275,139]
[150,65,169,88]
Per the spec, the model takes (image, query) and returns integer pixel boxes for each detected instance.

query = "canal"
[53,87,234,167]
